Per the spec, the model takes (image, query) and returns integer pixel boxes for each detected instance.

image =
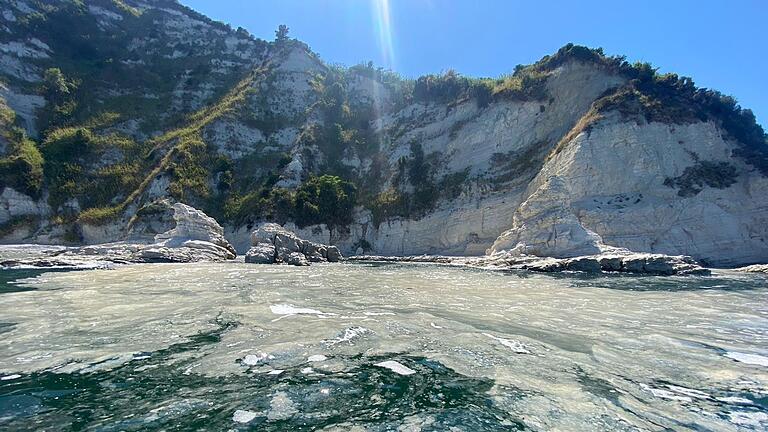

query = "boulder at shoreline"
[1,202,236,269]
[244,223,341,266]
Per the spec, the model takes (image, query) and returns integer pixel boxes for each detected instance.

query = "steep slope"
[1,1,767,266]
[492,109,768,267]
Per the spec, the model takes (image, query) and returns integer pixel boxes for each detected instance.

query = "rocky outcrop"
[244,242,276,264]
[469,251,710,276]
[1,202,235,268]
[125,199,177,241]
[515,118,768,267]
[349,251,710,276]
[154,202,236,258]
[488,176,605,257]
[0,187,48,225]
[244,223,341,266]
[734,264,768,274]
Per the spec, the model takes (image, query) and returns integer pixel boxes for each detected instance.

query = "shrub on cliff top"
[536,44,768,174]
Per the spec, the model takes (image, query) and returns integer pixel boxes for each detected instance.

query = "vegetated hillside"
[1,0,767,266]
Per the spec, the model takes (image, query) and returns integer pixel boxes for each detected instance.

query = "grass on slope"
[78,69,263,225]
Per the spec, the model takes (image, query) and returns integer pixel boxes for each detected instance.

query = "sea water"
[0,261,766,431]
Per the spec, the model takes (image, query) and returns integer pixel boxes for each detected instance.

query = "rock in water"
[244,223,342,266]
[349,250,710,276]
[326,246,342,263]
[302,242,328,262]
[244,243,276,264]
[0,202,236,268]
[285,252,309,266]
[155,203,236,258]
[488,176,605,258]
[735,264,768,274]
[563,256,602,272]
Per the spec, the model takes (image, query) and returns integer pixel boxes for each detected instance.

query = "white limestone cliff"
[509,114,768,266]
[0,1,766,269]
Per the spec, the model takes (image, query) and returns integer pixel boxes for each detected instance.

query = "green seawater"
[0,262,767,431]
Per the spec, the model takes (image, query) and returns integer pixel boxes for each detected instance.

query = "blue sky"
[182,0,767,127]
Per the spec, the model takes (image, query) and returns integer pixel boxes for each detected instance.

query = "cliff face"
[488,117,768,267]
[1,0,767,266]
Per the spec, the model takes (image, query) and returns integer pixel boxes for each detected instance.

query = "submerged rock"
[244,223,342,266]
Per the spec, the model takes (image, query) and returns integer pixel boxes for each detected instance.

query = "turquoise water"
[0,263,767,431]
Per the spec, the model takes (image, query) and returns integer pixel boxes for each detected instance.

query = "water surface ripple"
[0,262,766,430]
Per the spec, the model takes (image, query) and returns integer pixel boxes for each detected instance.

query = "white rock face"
[0,83,45,137]
[377,62,625,180]
[204,119,264,159]
[80,221,125,246]
[347,72,392,108]
[0,187,48,225]
[489,176,604,257]
[0,40,50,59]
[275,157,303,188]
[144,176,171,201]
[0,53,40,82]
[263,46,325,119]
[513,115,768,266]
[231,62,628,257]
[3,202,236,267]
[155,203,235,257]
[252,62,767,267]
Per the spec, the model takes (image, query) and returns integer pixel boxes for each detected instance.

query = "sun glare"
[372,0,395,69]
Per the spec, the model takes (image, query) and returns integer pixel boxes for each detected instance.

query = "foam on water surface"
[482,333,531,354]
[725,352,768,367]
[0,261,766,431]
[374,360,417,376]
[269,304,330,316]
[232,409,257,424]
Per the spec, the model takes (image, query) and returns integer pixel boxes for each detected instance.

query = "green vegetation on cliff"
[368,143,470,226]
[0,99,44,197]
[41,126,142,211]
[1,0,766,237]
[546,45,768,174]
[222,175,356,231]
